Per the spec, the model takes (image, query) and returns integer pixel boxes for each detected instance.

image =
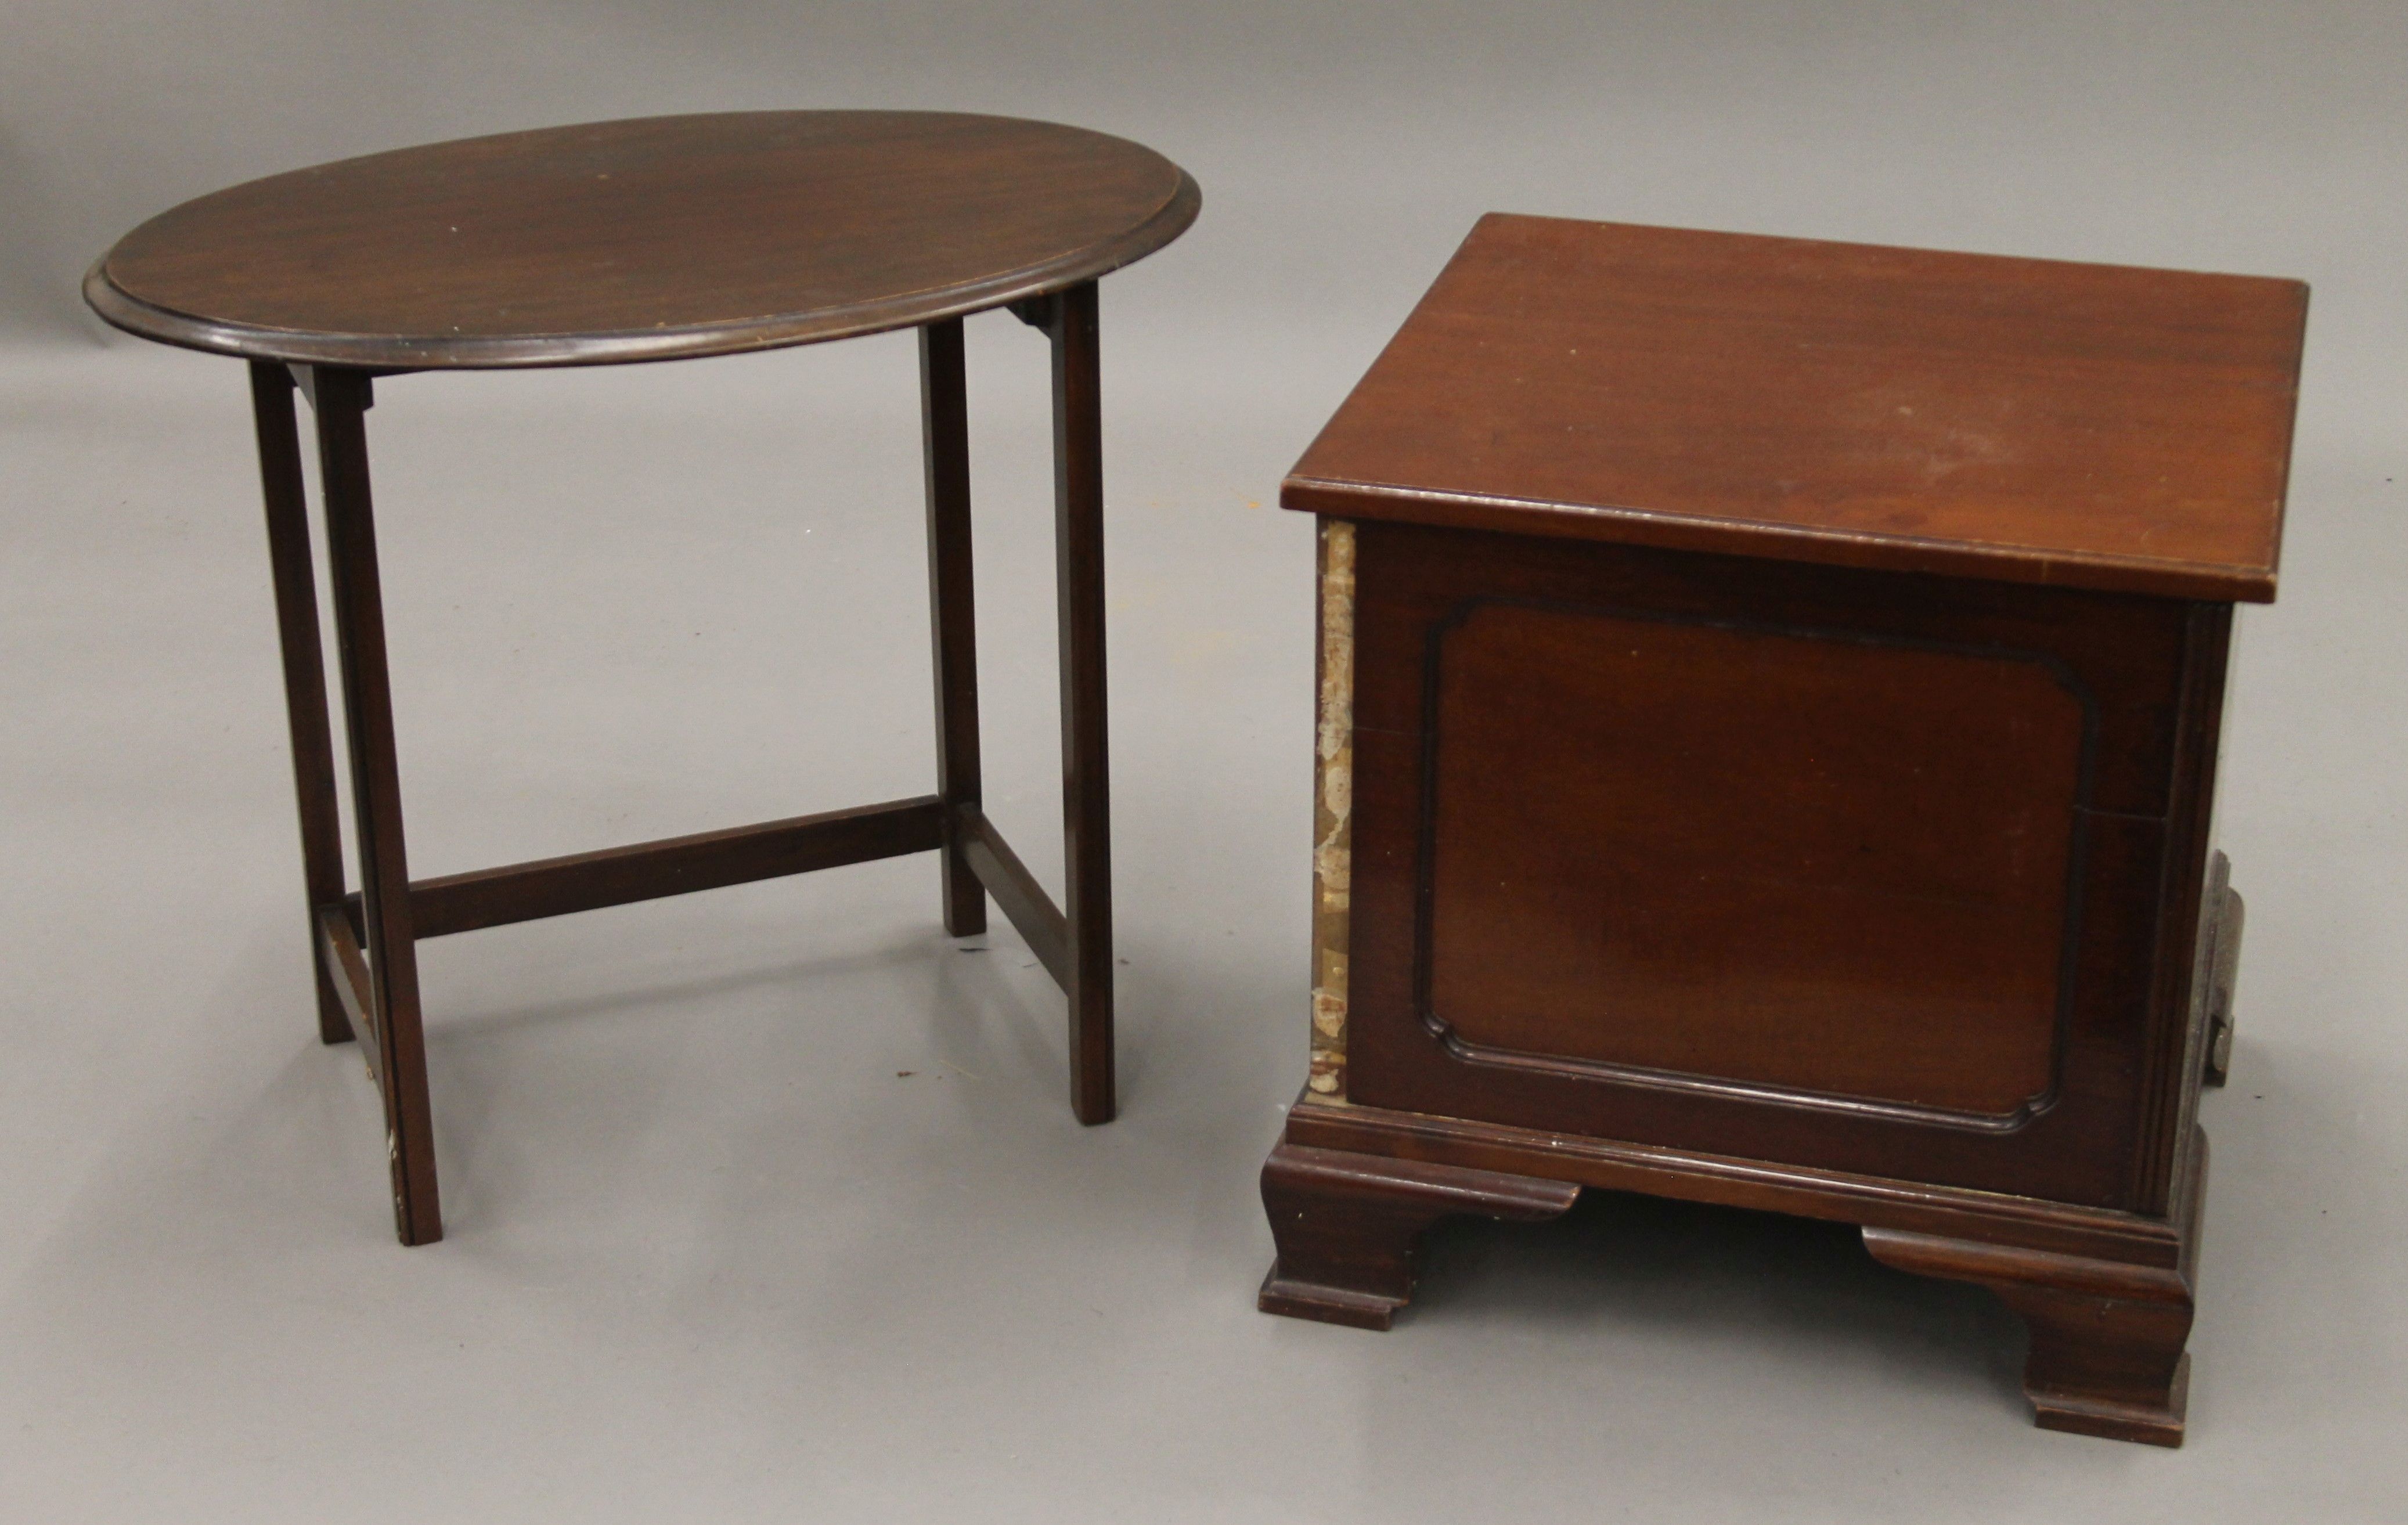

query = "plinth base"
[1258,1097,2207,1446]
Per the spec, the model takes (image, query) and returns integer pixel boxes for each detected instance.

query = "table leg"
[307,366,443,1246]
[920,318,986,938]
[1049,282,1115,1124]
[248,362,350,1047]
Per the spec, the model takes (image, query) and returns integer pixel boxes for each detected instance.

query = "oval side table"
[86,111,1201,1245]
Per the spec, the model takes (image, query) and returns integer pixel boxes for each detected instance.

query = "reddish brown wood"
[249,361,351,1047]
[921,317,986,939]
[2135,608,2236,1202]
[1257,1143,1579,1330]
[91,116,1188,1238]
[1286,215,2305,603]
[1283,1095,2184,1269]
[1425,595,2086,1119]
[1865,1129,2207,1447]
[1869,1232,2194,1446]
[1343,520,2200,1212]
[87,112,1199,369]
[314,908,378,1074]
[351,796,947,939]
[1048,283,1116,1125]
[1261,217,2296,1444]
[958,806,1072,993]
[309,364,441,1246]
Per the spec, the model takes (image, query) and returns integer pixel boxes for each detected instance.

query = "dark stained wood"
[1426,596,2086,1120]
[921,318,987,939]
[1865,1127,2207,1447]
[1346,520,2186,1210]
[87,112,1201,369]
[250,361,351,1047]
[958,806,1072,993]
[2134,606,2234,1207]
[353,796,946,939]
[1049,283,1116,1125]
[1286,515,2251,1437]
[310,364,441,1246]
[1285,215,2306,602]
[1282,1094,2186,1269]
[95,115,1183,1239]
[1275,1089,2207,1440]
[1260,217,2295,1444]
[1257,1142,1580,1330]
[315,907,378,1069]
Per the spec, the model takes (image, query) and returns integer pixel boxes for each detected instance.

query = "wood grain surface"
[88,111,1199,367]
[1286,215,2304,601]
[1425,596,2086,1118]
[1338,519,2212,1212]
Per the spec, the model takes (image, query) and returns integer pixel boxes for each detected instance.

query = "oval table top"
[86,111,1201,370]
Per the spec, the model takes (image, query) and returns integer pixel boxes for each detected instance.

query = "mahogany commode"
[86,111,1199,1246]
[1257,214,2304,1445]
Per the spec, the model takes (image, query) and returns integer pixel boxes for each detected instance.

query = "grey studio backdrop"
[3,3,2401,1520]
